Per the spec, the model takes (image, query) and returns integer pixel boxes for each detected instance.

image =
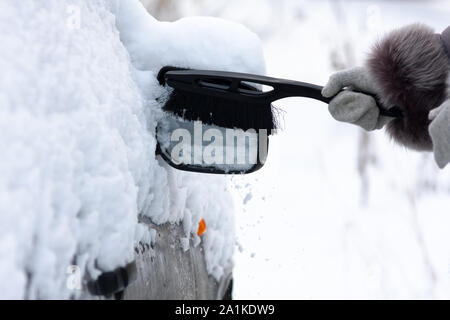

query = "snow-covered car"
[0,0,265,299]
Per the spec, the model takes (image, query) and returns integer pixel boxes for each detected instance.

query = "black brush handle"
[274,81,402,118]
[160,67,402,119]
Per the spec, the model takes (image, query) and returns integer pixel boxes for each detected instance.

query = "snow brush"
[157,66,402,131]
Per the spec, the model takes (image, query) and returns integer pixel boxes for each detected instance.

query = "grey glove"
[322,67,393,131]
[429,100,450,168]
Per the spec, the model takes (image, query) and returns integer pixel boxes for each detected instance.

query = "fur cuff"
[366,23,450,150]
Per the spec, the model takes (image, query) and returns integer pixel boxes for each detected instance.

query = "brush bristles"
[162,89,277,132]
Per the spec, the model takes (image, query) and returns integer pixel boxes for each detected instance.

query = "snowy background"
[141,0,450,299]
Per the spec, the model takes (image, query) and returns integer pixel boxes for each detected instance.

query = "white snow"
[0,0,145,299]
[114,1,265,75]
[0,0,265,298]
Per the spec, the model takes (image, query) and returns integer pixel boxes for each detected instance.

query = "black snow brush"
[157,66,402,132]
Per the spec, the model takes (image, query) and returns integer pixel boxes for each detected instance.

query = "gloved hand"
[429,100,450,168]
[322,67,393,131]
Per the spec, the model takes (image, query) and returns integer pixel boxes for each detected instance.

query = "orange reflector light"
[197,219,207,236]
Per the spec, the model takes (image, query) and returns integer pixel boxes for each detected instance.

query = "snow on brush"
[0,0,264,298]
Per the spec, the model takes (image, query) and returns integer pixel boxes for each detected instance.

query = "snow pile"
[0,0,264,298]
[0,0,149,299]
[114,1,264,75]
